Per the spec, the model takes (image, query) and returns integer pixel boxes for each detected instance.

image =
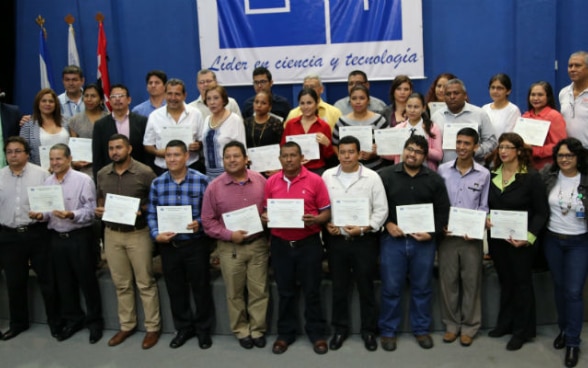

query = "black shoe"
[57,323,84,342]
[89,328,103,344]
[49,324,63,338]
[198,333,212,349]
[565,347,580,367]
[506,336,526,351]
[554,331,566,350]
[416,334,434,349]
[363,334,378,351]
[169,329,195,349]
[381,336,397,351]
[239,336,254,349]
[488,328,511,338]
[329,333,346,350]
[2,328,27,341]
[252,335,266,348]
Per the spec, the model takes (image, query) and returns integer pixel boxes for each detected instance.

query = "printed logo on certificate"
[332,197,370,227]
[267,199,304,228]
[102,194,141,226]
[27,185,65,212]
[157,205,193,234]
[396,203,435,233]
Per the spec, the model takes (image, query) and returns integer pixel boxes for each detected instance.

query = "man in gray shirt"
[334,70,387,115]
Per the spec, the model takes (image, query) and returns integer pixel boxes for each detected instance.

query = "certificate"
[247,144,281,172]
[156,205,193,234]
[339,126,373,152]
[490,210,528,241]
[222,204,264,236]
[39,145,51,170]
[442,123,478,149]
[396,203,435,233]
[513,117,550,146]
[447,207,487,240]
[286,134,319,160]
[27,185,65,212]
[428,102,446,117]
[68,137,93,162]
[374,129,411,155]
[331,197,370,226]
[267,198,304,228]
[160,125,193,148]
[102,194,141,226]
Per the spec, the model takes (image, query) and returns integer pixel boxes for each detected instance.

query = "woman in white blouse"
[482,73,521,137]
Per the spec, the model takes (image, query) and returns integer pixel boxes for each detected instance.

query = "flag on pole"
[39,28,55,89]
[96,18,111,111]
[67,23,80,66]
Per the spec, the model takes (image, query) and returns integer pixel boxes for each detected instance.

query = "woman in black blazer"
[486,132,549,351]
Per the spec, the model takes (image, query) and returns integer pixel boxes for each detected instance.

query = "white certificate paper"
[39,145,51,170]
[428,102,446,117]
[68,137,93,162]
[375,129,411,155]
[247,144,281,172]
[157,205,193,234]
[396,203,435,233]
[490,210,528,241]
[102,194,141,226]
[442,123,478,149]
[222,204,264,235]
[447,207,487,240]
[27,185,65,212]
[160,125,193,148]
[513,117,551,146]
[331,197,370,226]
[286,134,319,160]
[339,126,373,153]
[267,199,304,228]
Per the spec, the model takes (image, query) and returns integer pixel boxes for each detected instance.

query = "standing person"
[378,135,450,352]
[201,141,269,350]
[29,143,103,344]
[334,70,387,115]
[188,69,242,119]
[69,83,109,177]
[146,140,214,350]
[332,85,387,171]
[262,141,331,355]
[95,134,161,349]
[522,81,567,169]
[202,85,246,179]
[0,94,23,169]
[58,65,85,118]
[425,73,458,105]
[560,51,588,148]
[0,136,60,340]
[482,73,521,137]
[322,135,388,351]
[381,75,413,127]
[437,128,490,347]
[241,66,291,121]
[20,88,70,166]
[132,70,167,117]
[486,132,548,351]
[243,90,284,149]
[540,138,588,368]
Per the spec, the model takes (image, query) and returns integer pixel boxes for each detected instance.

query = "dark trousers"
[489,238,536,339]
[52,227,103,329]
[0,225,59,330]
[271,233,326,343]
[329,233,379,336]
[159,236,214,333]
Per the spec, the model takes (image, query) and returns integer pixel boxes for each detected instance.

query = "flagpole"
[96,12,111,111]
[36,15,55,90]
[65,14,80,67]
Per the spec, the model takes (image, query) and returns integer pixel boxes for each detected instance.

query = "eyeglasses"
[110,94,127,100]
[198,79,214,85]
[497,145,517,150]
[557,153,576,160]
[6,149,25,155]
[405,147,425,155]
[253,79,269,86]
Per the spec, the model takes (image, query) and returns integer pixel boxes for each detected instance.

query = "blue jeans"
[544,232,588,347]
[379,233,436,337]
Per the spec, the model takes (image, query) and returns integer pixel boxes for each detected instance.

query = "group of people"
[0,50,587,368]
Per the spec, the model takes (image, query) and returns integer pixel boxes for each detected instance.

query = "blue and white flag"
[39,29,55,89]
[67,24,80,66]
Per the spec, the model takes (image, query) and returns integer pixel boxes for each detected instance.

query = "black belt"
[547,230,588,240]
[335,231,377,242]
[0,223,46,233]
[106,224,147,233]
[274,233,320,248]
[170,237,200,248]
[53,227,87,239]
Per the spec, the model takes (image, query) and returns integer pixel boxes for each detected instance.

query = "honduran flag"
[97,21,111,111]
[39,29,55,89]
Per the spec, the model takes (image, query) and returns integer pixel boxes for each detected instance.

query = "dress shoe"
[460,335,473,347]
[488,327,511,338]
[108,329,136,347]
[197,333,212,349]
[381,336,397,351]
[415,334,434,349]
[142,331,160,350]
[89,328,103,344]
[239,336,254,349]
[443,331,458,343]
[272,339,289,354]
[506,336,526,351]
[252,335,266,348]
[329,333,346,350]
[169,329,195,349]
[565,346,580,367]
[2,328,27,341]
[49,324,63,338]
[313,339,328,355]
[553,331,566,350]
[57,323,84,342]
[363,334,378,351]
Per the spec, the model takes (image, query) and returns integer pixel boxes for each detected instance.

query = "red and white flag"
[97,21,111,111]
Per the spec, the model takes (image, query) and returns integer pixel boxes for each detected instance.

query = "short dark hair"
[146,70,167,84]
[348,70,368,82]
[456,127,479,145]
[62,65,84,78]
[108,134,131,146]
[339,135,361,152]
[223,140,247,157]
[165,78,186,94]
[404,135,428,156]
[252,66,272,81]
[281,141,302,155]
[5,136,30,154]
[110,84,130,98]
[551,137,588,174]
[50,143,71,158]
[166,139,188,153]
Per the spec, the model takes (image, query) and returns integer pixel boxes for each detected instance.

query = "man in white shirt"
[560,51,588,148]
[187,69,242,119]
